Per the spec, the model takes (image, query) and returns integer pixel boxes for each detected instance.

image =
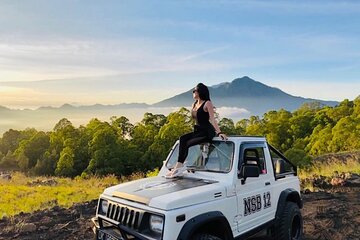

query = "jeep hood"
[104,176,225,210]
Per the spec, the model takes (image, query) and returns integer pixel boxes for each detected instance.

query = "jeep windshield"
[166,141,234,173]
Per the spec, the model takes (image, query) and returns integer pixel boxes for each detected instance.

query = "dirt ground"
[301,188,360,240]
[0,186,359,240]
[0,200,97,240]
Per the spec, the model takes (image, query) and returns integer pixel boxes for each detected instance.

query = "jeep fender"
[177,211,233,240]
[275,188,303,224]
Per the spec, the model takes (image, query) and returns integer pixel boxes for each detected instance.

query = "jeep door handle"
[265,182,271,186]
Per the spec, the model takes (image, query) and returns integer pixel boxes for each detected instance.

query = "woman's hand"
[218,133,228,141]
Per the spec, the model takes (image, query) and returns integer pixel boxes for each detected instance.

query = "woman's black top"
[192,100,216,140]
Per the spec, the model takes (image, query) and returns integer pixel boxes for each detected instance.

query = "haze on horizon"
[0,0,360,110]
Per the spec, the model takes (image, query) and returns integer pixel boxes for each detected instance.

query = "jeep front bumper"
[92,216,148,240]
[92,216,161,240]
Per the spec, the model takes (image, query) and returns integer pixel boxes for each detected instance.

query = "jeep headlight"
[149,214,164,234]
[98,199,108,215]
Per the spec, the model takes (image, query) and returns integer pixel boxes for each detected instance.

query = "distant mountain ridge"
[0,76,338,115]
[0,76,343,135]
[0,103,150,112]
[153,76,338,115]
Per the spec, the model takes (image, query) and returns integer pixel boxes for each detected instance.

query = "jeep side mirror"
[240,165,260,184]
[275,159,285,174]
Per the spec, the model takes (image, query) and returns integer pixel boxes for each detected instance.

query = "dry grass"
[2,151,358,218]
[0,172,145,219]
[299,158,360,179]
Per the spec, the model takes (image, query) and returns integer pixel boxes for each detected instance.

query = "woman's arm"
[205,101,228,140]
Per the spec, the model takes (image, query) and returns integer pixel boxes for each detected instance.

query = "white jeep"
[92,136,303,240]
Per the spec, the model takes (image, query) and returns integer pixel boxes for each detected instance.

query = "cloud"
[0,80,188,109]
[216,107,251,120]
[0,37,233,82]
[0,86,49,109]
[176,46,230,63]
[0,119,17,126]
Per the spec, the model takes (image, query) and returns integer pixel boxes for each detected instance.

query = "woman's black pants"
[177,130,210,164]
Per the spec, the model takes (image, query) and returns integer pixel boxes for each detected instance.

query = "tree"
[33,150,57,175]
[141,113,166,129]
[53,118,73,132]
[55,147,76,177]
[17,153,30,171]
[15,131,50,171]
[132,124,158,154]
[110,116,134,139]
[0,128,37,158]
[290,109,315,140]
[116,139,143,175]
[0,129,22,155]
[306,124,333,156]
[312,107,333,127]
[326,99,353,123]
[86,123,123,175]
[297,102,323,113]
[142,108,193,170]
[263,110,292,152]
[49,119,90,176]
[2,96,360,177]
[353,96,360,117]
[245,116,265,136]
[0,151,19,170]
[131,113,167,155]
[235,119,249,135]
[329,116,360,152]
[50,118,76,155]
[218,118,236,135]
[284,148,312,168]
[72,126,91,176]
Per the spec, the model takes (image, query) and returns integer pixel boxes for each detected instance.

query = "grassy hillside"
[0,172,148,219]
[1,150,359,219]
[299,151,360,177]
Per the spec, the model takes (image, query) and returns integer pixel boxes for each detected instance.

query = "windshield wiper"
[186,166,204,172]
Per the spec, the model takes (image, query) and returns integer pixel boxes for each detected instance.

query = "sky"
[0,0,360,109]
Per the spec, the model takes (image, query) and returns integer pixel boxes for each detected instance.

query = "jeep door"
[235,142,275,233]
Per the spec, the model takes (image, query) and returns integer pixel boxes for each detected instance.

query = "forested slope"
[0,97,359,177]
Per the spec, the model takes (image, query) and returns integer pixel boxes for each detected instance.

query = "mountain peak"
[208,76,288,99]
[60,104,76,109]
[211,82,229,88]
[0,105,10,111]
[153,76,338,115]
[211,77,255,88]
[233,76,252,81]
[231,76,265,86]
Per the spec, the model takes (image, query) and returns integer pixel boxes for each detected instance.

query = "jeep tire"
[193,233,223,240]
[276,202,303,240]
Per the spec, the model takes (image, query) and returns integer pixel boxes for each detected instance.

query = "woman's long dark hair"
[196,83,211,101]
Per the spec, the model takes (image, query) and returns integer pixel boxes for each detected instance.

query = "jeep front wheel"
[193,233,223,240]
[276,202,303,240]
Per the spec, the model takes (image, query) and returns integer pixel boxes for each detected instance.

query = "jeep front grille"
[106,202,143,229]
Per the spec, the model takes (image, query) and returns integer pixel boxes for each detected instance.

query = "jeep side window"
[269,146,294,177]
[242,147,267,174]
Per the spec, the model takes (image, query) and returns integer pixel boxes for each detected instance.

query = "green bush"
[284,148,312,168]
